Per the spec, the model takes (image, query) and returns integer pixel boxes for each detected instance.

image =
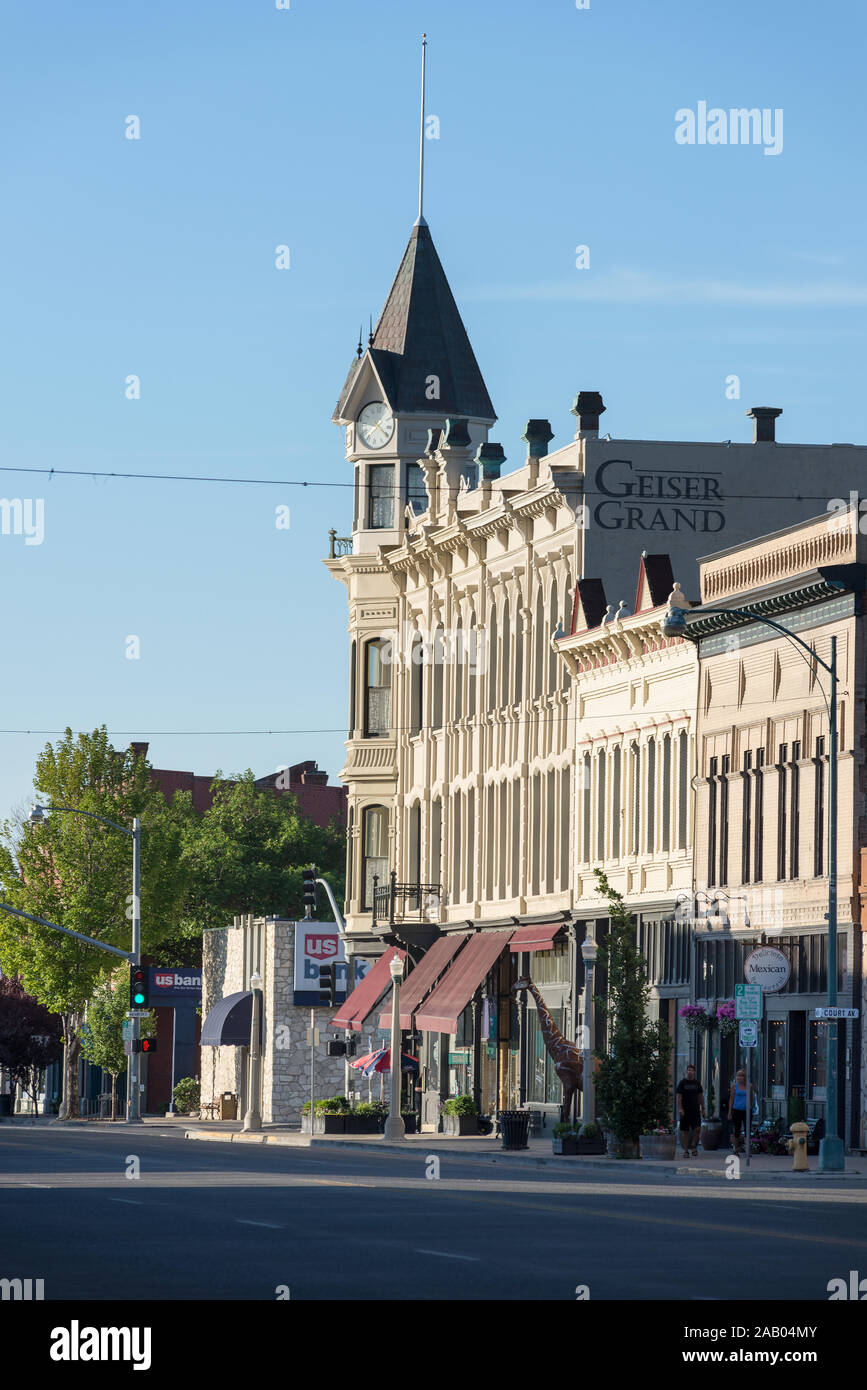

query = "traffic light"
[319,961,337,1006]
[132,1038,157,1054]
[129,965,148,1009]
[302,865,318,919]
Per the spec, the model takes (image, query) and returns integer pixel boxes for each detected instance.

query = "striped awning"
[414,930,514,1034]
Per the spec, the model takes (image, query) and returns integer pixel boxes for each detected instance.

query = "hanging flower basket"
[715,1000,738,1037]
[678,1005,713,1032]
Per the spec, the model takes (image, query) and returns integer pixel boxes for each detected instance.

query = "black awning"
[200,991,261,1047]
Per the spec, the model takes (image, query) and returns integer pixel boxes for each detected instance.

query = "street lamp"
[383,954,405,1142]
[580,934,598,1126]
[242,971,263,1132]
[28,803,144,1127]
[661,599,845,1172]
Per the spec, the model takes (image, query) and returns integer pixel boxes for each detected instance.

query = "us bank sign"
[591,458,725,533]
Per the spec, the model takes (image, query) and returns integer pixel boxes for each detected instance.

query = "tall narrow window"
[512,782,521,895]
[742,751,753,883]
[485,784,496,899]
[410,804,422,886]
[534,589,545,697]
[814,735,826,877]
[502,601,511,706]
[364,638,391,737]
[499,783,509,898]
[631,742,641,855]
[454,619,464,719]
[777,742,788,881]
[368,464,394,529]
[430,799,442,886]
[432,628,444,729]
[546,771,556,893]
[596,751,607,861]
[406,462,427,516]
[531,775,542,894]
[612,746,622,859]
[452,795,463,901]
[678,730,688,850]
[468,617,478,718]
[466,789,476,900]
[560,768,570,889]
[362,806,389,909]
[345,807,354,913]
[349,641,357,736]
[410,632,423,736]
[488,605,499,709]
[719,754,730,886]
[662,735,671,853]
[754,748,765,881]
[646,739,656,854]
[548,582,558,692]
[789,740,800,879]
[582,753,592,863]
[514,609,524,703]
[707,755,719,887]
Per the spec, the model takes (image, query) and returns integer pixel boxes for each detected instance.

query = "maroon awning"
[508,922,562,952]
[377,933,470,1030]
[414,930,514,1034]
[330,947,406,1031]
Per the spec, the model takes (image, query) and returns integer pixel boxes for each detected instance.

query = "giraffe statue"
[513,976,583,1122]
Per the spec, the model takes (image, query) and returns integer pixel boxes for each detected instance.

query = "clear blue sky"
[1,0,865,822]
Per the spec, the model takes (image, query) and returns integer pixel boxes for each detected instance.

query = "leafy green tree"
[175,772,345,944]
[592,869,673,1148]
[78,971,154,1122]
[0,728,187,1119]
[0,976,63,1117]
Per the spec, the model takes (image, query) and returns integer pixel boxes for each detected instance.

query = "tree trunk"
[110,1073,117,1122]
[59,1014,82,1120]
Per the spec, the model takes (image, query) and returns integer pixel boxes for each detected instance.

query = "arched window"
[662,734,672,853]
[452,794,463,901]
[511,781,521,895]
[548,580,558,692]
[345,806,354,913]
[454,617,464,719]
[514,606,524,703]
[559,767,570,889]
[364,638,392,738]
[498,782,508,898]
[582,753,592,864]
[612,746,622,859]
[646,739,656,854]
[678,730,689,850]
[430,799,442,885]
[410,631,423,735]
[534,588,545,697]
[409,803,422,886]
[432,628,444,729]
[362,806,389,909]
[485,784,496,898]
[531,774,542,895]
[631,742,641,855]
[560,574,572,689]
[502,600,511,706]
[466,789,476,898]
[596,749,607,861]
[545,770,556,893]
[488,605,499,709]
[468,616,478,718]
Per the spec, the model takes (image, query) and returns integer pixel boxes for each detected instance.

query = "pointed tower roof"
[334,222,495,424]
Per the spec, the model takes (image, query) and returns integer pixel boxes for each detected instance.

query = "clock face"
[357,401,395,450]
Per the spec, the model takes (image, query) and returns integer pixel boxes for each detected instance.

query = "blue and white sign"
[149,968,202,1001]
[293,922,371,995]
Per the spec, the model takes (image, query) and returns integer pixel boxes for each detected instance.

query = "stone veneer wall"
[201,917,348,1124]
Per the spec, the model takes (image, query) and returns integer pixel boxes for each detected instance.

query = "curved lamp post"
[580,934,598,1126]
[661,602,844,1172]
[27,803,144,1126]
[383,954,406,1142]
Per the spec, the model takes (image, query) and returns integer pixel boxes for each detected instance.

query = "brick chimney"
[571,391,606,438]
[747,407,782,443]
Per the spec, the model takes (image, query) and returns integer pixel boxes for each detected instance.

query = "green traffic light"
[133,991,145,1004]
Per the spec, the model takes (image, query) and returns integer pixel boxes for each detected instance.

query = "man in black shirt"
[676,1064,706,1156]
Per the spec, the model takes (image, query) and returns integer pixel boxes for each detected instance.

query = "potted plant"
[592,872,674,1159]
[639,1123,677,1160]
[301,1095,350,1134]
[442,1094,479,1135]
[344,1102,382,1134]
[553,1121,607,1155]
[700,1086,722,1151]
[552,1121,580,1155]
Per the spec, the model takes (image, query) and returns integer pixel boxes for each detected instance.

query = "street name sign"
[813,1007,858,1020]
[735,983,762,1019]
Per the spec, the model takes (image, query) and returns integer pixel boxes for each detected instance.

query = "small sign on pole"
[813,1007,858,1020]
[306,1027,321,1046]
[739,1020,758,1048]
[735,983,762,1019]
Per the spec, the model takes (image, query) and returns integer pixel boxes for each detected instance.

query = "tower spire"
[416,34,428,228]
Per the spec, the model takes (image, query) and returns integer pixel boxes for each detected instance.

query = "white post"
[383,956,406,1142]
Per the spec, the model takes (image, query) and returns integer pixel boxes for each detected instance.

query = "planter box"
[344,1115,380,1134]
[640,1133,677,1160]
[442,1113,479,1136]
[301,1112,347,1134]
[700,1121,722,1152]
[610,1139,640,1160]
[553,1135,607,1155]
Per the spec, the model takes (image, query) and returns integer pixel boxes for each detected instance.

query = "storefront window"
[527,1005,566,1105]
[531,939,569,985]
[767,1018,787,1099]
[809,1020,828,1099]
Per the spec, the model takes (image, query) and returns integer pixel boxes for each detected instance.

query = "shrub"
[173,1077,200,1116]
[553,1121,579,1139]
[579,1122,601,1139]
[314,1095,350,1115]
[352,1102,380,1117]
[443,1093,478,1117]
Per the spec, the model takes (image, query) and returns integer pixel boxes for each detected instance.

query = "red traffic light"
[141,1038,156,1053]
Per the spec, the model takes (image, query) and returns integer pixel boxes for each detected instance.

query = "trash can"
[220,1092,238,1121]
[498,1109,531,1150]
[98,1093,112,1120]
[0,1094,12,1118]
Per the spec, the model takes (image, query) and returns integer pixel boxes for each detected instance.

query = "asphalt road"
[2,1123,865,1301]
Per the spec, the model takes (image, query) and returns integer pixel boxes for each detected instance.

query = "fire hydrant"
[789,1120,809,1171]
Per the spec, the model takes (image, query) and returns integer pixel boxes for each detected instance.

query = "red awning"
[509,922,562,952]
[377,933,471,1030]
[330,947,407,1031]
[414,930,514,1034]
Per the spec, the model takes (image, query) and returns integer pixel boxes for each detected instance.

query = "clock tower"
[332,216,496,551]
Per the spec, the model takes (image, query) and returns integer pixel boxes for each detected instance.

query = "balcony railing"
[328,529,352,559]
[372,871,441,929]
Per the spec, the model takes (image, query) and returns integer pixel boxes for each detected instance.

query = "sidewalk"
[181,1120,867,1182]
